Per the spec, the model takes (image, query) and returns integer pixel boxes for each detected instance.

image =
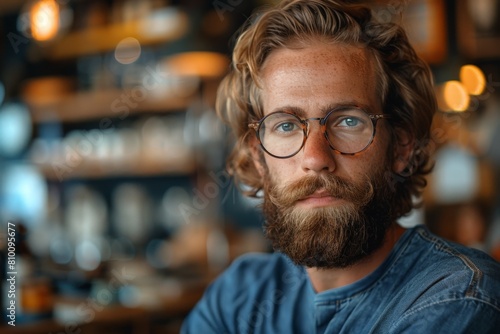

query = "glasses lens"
[259,112,304,157]
[325,108,374,154]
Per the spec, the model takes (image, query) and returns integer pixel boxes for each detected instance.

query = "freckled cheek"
[265,157,299,181]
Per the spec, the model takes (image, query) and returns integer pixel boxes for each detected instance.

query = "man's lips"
[296,190,345,207]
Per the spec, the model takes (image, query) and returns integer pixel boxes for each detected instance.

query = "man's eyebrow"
[271,106,306,117]
[321,102,376,114]
[270,102,373,117]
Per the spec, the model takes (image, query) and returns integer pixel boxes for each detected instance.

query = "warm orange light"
[163,52,230,79]
[460,65,486,95]
[30,0,60,41]
[436,81,470,112]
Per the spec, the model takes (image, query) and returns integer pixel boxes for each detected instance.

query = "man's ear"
[392,128,413,174]
[249,135,266,177]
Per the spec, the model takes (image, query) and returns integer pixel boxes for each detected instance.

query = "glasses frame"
[248,107,391,159]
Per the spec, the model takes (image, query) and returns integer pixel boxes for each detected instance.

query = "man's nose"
[300,121,336,173]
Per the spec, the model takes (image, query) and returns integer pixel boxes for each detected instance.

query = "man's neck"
[306,224,406,293]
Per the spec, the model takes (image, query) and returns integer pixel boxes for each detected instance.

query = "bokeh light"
[436,80,470,112]
[460,64,486,96]
[30,0,60,41]
[115,37,142,65]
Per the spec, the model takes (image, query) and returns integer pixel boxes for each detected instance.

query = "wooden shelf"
[35,154,196,181]
[25,88,196,123]
[44,9,189,60]
[0,277,205,334]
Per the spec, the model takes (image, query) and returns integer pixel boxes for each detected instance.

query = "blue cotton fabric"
[182,226,500,333]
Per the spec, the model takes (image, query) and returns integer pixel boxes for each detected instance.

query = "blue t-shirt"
[182,226,500,333]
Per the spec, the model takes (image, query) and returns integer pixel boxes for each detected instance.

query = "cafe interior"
[0,0,500,332]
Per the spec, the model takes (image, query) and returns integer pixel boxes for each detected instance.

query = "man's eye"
[338,117,361,127]
[276,122,299,132]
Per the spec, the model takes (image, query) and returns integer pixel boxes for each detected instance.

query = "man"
[182,0,500,333]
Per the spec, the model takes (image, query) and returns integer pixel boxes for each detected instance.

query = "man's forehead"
[259,42,380,114]
[261,41,373,74]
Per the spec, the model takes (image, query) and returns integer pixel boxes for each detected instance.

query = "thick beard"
[262,169,394,269]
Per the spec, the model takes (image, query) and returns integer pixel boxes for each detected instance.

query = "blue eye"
[277,122,298,132]
[341,117,360,127]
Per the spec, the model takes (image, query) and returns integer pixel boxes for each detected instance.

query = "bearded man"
[182,1,500,333]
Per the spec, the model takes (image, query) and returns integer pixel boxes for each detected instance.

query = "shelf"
[35,153,196,181]
[25,88,197,123]
[45,9,189,60]
[0,275,206,334]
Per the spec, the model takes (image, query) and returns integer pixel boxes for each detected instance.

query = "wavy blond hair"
[216,0,436,219]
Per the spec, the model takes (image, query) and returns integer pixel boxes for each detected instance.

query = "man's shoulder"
[374,226,500,333]
[410,226,500,277]
[404,226,500,307]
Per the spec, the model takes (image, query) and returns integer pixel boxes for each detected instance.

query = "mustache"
[267,173,374,209]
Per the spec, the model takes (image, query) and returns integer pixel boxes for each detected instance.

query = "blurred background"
[0,0,499,333]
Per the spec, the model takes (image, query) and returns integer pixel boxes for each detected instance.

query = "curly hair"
[216,0,436,219]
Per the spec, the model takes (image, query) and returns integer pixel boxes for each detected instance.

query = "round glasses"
[248,106,390,158]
